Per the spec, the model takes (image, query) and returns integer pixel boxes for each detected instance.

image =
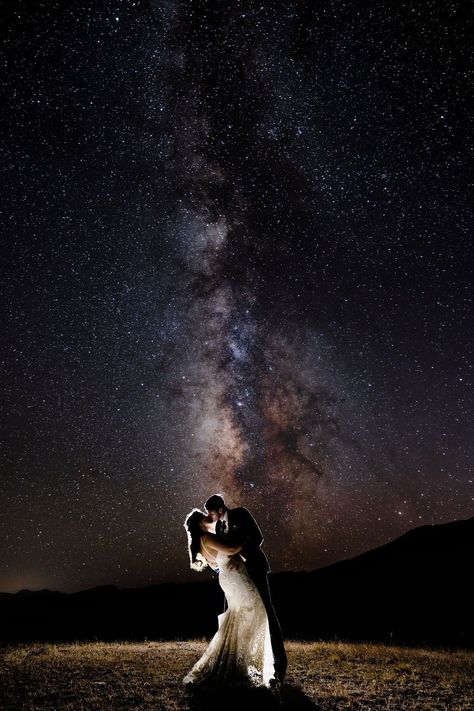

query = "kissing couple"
[183,494,287,688]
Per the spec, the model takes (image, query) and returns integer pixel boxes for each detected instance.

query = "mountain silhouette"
[272,516,473,647]
[1,516,472,647]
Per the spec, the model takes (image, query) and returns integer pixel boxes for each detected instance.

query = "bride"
[182,509,276,687]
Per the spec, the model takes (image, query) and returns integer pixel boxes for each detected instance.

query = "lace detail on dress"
[183,552,275,687]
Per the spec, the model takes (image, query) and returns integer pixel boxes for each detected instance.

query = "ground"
[0,640,472,710]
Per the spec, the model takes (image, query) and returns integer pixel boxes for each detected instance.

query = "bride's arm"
[202,533,243,555]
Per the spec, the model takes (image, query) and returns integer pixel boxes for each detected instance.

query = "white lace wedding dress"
[183,550,275,687]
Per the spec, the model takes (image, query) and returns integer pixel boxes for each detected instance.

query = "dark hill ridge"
[307,515,473,585]
[271,516,473,647]
[1,516,472,647]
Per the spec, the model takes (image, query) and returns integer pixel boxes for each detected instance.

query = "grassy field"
[0,640,473,710]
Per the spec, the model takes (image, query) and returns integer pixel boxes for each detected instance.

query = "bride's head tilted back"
[184,508,209,571]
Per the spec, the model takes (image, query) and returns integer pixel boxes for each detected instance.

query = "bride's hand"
[227,554,241,570]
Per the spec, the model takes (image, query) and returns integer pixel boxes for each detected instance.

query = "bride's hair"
[184,508,208,572]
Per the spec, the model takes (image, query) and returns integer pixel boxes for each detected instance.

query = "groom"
[204,493,288,683]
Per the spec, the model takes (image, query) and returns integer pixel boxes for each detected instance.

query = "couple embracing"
[183,494,287,688]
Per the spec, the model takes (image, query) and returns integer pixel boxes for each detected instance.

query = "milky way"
[0,1,472,593]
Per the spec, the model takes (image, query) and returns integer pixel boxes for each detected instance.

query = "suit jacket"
[224,506,270,574]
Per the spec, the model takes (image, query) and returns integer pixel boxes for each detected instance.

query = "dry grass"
[0,639,473,710]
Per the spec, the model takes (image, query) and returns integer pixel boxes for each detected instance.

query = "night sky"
[1,0,472,594]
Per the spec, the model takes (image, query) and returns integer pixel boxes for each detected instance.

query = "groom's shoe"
[269,676,281,691]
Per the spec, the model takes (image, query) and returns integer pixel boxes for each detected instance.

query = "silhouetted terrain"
[1,517,472,647]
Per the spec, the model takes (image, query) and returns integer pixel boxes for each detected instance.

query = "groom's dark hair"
[205,494,226,511]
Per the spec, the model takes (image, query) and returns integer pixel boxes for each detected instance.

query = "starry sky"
[1,0,472,594]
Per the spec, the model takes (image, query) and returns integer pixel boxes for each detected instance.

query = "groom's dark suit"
[217,506,287,681]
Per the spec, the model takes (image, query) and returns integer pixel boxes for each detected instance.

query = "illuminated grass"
[1,640,472,710]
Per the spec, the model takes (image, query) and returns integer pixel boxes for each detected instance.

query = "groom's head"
[205,494,226,522]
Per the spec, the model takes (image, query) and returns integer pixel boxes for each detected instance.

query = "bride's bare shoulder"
[201,533,216,548]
